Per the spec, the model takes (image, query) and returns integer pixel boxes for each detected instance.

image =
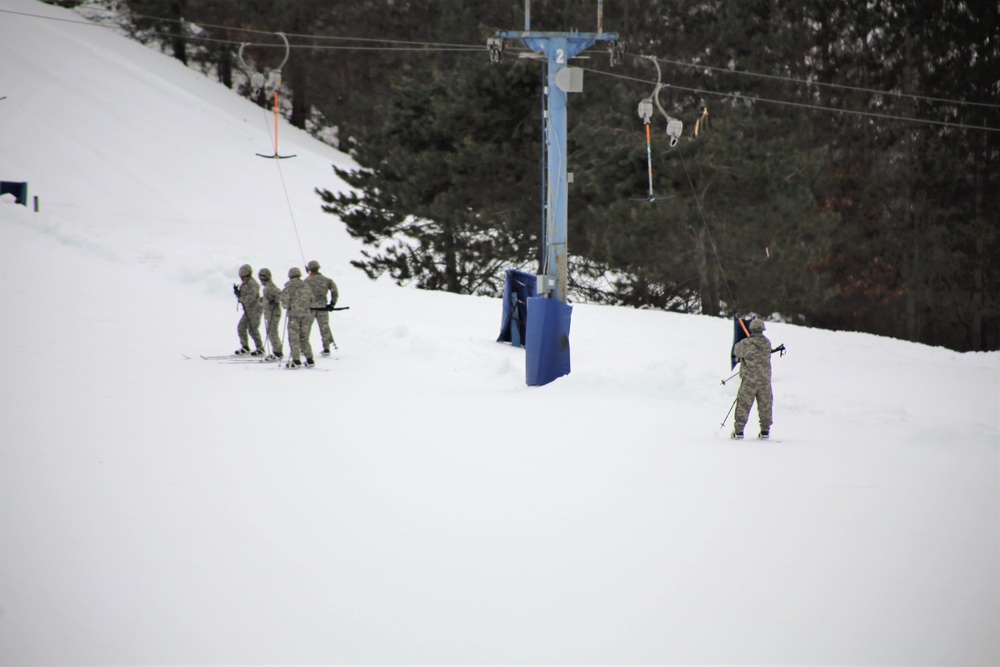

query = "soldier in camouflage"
[304,260,339,355]
[280,266,314,368]
[732,317,773,439]
[234,263,264,356]
[258,267,283,360]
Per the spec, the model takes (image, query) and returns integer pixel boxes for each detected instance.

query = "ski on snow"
[199,354,275,362]
[276,362,330,371]
[220,357,281,364]
[185,353,332,369]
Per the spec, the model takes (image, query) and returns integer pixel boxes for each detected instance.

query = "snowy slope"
[1,1,998,663]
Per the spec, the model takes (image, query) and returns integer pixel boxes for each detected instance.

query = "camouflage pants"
[237,308,263,351]
[286,315,314,362]
[313,309,333,350]
[734,379,773,434]
[264,307,282,355]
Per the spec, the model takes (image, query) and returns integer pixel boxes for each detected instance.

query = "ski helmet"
[288,266,302,278]
[750,318,766,332]
[238,264,252,278]
[258,268,271,281]
[306,260,321,272]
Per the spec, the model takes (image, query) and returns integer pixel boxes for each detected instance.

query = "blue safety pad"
[526,297,572,386]
[497,269,538,348]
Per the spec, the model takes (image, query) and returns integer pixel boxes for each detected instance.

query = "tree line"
[108,0,999,351]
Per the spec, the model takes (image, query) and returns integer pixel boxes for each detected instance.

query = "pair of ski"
[190,353,329,370]
[279,361,329,371]
[200,354,275,363]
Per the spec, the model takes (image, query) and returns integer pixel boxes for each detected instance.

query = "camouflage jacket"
[734,332,772,384]
[261,279,282,317]
[305,272,339,308]
[238,276,261,314]
[280,277,312,318]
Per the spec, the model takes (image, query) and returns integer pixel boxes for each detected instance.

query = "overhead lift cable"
[3,6,995,132]
[653,56,1000,110]
[583,62,1000,134]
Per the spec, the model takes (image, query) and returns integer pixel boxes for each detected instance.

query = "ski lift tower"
[491,1,624,385]
[493,1,622,303]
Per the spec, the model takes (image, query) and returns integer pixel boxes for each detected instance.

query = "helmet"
[288,266,302,278]
[258,268,271,280]
[749,318,766,332]
[306,260,321,271]
[238,264,252,278]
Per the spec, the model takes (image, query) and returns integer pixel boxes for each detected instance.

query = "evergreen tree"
[572,96,836,317]
[317,58,542,295]
[810,0,1000,350]
[562,0,838,318]
[124,0,190,64]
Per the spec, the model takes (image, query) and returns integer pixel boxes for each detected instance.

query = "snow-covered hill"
[1,0,997,663]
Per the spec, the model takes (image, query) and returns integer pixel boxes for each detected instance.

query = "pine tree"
[809,0,1000,350]
[317,58,542,295]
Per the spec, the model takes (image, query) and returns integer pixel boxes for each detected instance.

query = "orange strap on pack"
[738,316,751,337]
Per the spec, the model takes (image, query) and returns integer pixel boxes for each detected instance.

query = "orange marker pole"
[273,91,280,154]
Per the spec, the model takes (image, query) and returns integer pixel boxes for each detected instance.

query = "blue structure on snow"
[494,2,621,386]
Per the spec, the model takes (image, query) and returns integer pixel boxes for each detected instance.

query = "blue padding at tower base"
[525,297,572,386]
[497,269,537,347]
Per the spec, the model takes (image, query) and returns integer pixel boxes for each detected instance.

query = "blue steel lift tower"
[491,1,625,385]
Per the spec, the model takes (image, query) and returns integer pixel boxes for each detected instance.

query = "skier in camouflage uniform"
[234,263,264,356]
[304,260,339,355]
[258,267,283,360]
[732,318,773,439]
[280,266,314,368]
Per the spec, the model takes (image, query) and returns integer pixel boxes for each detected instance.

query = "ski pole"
[279,311,289,369]
[720,397,737,428]
[330,304,348,349]
[259,327,270,360]
[721,371,739,385]
[275,310,283,359]
[261,312,274,360]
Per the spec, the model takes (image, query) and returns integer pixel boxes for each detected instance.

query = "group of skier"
[234,260,338,368]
